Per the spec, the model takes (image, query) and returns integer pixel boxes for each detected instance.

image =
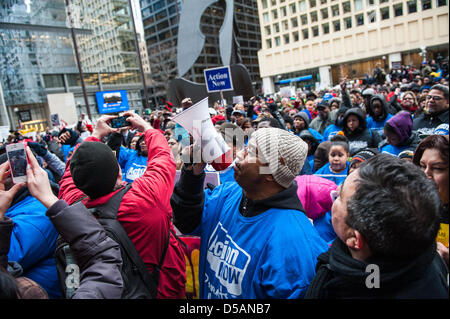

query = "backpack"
[54,183,170,299]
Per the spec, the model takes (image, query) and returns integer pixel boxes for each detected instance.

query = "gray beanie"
[253,128,308,188]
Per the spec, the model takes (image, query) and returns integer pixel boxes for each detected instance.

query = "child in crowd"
[314,135,350,185]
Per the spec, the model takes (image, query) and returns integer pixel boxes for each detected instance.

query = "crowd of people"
[0,61,448,299]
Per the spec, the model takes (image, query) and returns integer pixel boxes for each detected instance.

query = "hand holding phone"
[110,115,132,128]
[6,143,28,184]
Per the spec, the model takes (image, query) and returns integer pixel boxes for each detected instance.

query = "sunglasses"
[426,95,443,101]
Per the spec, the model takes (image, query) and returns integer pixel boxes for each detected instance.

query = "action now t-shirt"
[118,146,148,183]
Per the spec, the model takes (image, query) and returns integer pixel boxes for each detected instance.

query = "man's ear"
[345,229,366,250]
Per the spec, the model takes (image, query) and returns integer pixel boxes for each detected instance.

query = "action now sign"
[204,66,234,93]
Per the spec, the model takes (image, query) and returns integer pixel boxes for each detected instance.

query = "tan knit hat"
[253,128,308,188]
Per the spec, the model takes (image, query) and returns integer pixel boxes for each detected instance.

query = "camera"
[110,115,131,128]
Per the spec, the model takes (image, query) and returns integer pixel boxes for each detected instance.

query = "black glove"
[28,142,48,157]
[268,102,278,113]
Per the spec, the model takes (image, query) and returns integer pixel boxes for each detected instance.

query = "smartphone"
[110,115,131,128]
[6,143,28,184]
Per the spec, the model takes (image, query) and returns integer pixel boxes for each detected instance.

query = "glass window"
[408,0,417,13]
[312,26,319,37]
[301,14,308,24]
[333,20,341,31]
[275,36,281,46]
[367,0,376,5]
[293,31,300,41]
[43,74,64,88]
[284,34,290,44]
[331,5,340,16]
[290,3,297,13]
[271,0,276,5]
[380,0,388,3]
[263,12,270,22]
[303,28,309,39]
[272,9,278,19]
[266,39,272,48]
[291,17,299,27]
[282,20,289,31]
[354,0,364,11]
[262,0,268,9]
[344,16,352,28]
[368,10,376,23]
[422,0,432,9]
[274,23,280,32]
[356,14,364,25]
[437,0,447,7]
[380,7,390,19]
[321,8,329,19]
[323,23,330,34]
[342,1,351,13]
[321,0,328,4]
[311,11,318,22]
[394,3,403,16]
[309,0,317,7]
[281,6,287,17]
[299,0,307,11]
[265,26,271,35]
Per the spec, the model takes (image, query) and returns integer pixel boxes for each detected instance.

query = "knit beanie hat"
[70,142,119,199]
[253,128,308,188]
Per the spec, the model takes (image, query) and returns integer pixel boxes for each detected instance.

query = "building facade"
[141,0,262,105]
[257,0,449,94]
[0,0,147,135]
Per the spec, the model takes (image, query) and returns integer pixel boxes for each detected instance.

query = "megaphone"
[172,98,232,170]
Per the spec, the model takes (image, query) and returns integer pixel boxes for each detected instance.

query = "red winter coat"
[59,129,186,298]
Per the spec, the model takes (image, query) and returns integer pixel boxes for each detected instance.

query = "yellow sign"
[436,223,449,248]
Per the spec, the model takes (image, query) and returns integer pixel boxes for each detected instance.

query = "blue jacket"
[190,182,328,299]
[118,146,148,183]
[314,162,349,186]
[6,195,60,298]
[323,124,342,141]
[366,113,393,138]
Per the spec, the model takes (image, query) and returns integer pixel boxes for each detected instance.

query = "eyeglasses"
[426,95,444,101]
[330,190,338,203]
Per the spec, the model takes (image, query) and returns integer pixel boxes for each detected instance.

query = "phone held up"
[110,115,131,128]
[6,143,28,184]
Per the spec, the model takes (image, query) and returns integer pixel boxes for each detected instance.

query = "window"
[368,10,376,23]
[282,20,289,31]
[355,14,364,25]
[271,0,276,5]
[380,0,388,3]
[299,0,307,11]
[266,38,272,48]
[321,0,327,4]
[422,0,432,9]
[331,5,339,16]
[394,3,403,16]
[321,8,329,19]
[323,23,330,34]
[290,3,297,13]
[309,0,317,7]
[262,0,268,9]
[344,16,352,28]
[265,26,271,35]
[291,17,299,27]
[303,28,309,39]
[380,7,390,19]
[437,0,447,7]
[312,26,319,36]
[367,0,376,5]
[311,11,318,22]
[281,6,287,17]
[408,0,417,13]
[274,22,280,32]
[301,14,308,24]
[354,0,363,11]
[342,1,351,13]
[284,34,290,44]
[293,31,299,41]
[333,20,341,31]
[275,36,281,46]
[272,9,278,19]
[263,12,270,23]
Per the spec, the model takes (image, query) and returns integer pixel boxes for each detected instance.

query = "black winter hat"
[70,142,119,199]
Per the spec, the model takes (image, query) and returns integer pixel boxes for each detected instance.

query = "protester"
[314,135,350,185]
[379,111,419,156]
[171,128,328,298]
[309,101,332,135]
[58,112,186,299]
[305,154,449,299]
[413,135,449,266]
[366,95,393,138]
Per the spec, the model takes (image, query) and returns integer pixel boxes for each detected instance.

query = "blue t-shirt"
[323,124,342,141]
[190,182,328,299]
[118,146,148,183]
[366,113,393,138]
[314,162,349,186]
[380,144,410,156]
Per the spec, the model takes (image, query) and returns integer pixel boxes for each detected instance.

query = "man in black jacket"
[305,154,448,299]
[413,84,449,138]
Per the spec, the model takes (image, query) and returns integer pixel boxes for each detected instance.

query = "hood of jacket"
[294,111,311,129]
[368,95,389,121]
[295,175,337,220]
[299,129,319,155]
[386,111,413,144]
[343,107,366,137]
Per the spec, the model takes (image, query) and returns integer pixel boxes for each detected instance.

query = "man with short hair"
[309,101,332,135]
[413,84,449,137]
[305,154,448,299]
[171,128,328,298]
[58,112,186,298]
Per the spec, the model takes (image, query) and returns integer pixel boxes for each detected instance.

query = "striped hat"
[253,128,308,188]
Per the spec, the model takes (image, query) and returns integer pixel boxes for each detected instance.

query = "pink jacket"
[295,175,337,220]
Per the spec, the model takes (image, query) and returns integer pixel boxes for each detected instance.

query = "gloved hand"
[268,102,279,113]
[28,142,48,157]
